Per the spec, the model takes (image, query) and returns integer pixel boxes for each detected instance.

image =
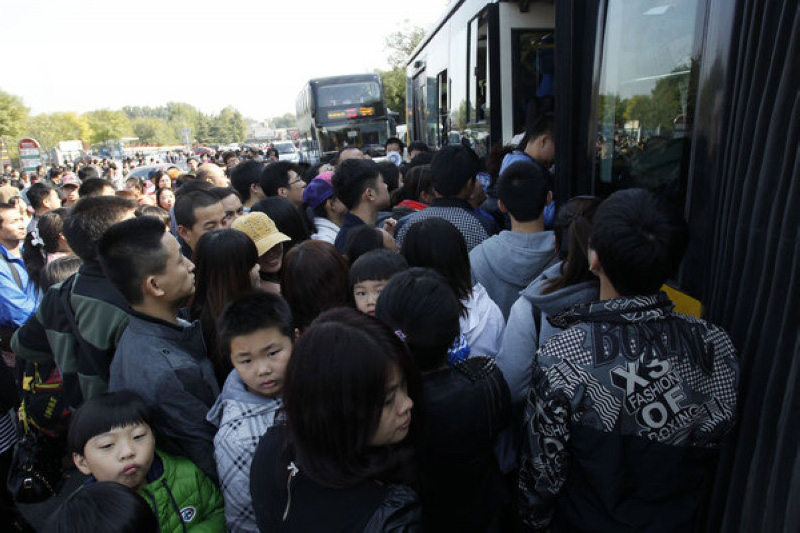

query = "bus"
[296,74,391,163]
[406,0,555,158]
[408,0,798,530]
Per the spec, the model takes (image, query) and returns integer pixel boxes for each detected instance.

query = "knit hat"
[231,212,290,256]
[302,177,334,209]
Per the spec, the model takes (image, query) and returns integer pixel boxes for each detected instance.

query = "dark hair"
[331,159,380,210]
[149,169,167,186]
[23,207,70,290]
[376,162,400,193]
[125,177,143,193]
[590,188,688,296]
[174,179,213,197]
[41,254,82,292]
[408,141,429,154]
[77,177,113,198]
[174,190,219,228]
[27,182,56,210]
[375,268,460,372]
[385,137,405,151]
[281,240,349,331]
[230,160,264,203]
[282,307,418,488]
[155,187,174,210]
[44,481,159,533]
[218,291,294,363]
[97,217,168,305]
[342,225,384,266]
[349,249,408,288]
[77,165,101,182]
[68,390,153,456]
[543,196,603,295]
[401,217,472,305]
[497,161,549,222]
[62,196,137,261]
[260,161,299,196]
[210,186,241,202]
[141,205,171,227]
[251,196,310,252]
[189,229,259,384]
[431,144,480,197]
[398,164,433,204]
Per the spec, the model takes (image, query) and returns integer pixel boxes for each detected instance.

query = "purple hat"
[302,177,334,209]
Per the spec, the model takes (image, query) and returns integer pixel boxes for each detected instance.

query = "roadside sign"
[18,138,41,173]
[0,139,10,167]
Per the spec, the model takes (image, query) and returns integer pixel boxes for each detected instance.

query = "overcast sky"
[1,0,448,120]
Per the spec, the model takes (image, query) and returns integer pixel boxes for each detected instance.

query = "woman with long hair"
[280,240,349,333]
[401,217,505,359]
[189,228,260,387]
[497,196,603,404]
[249,307,421,531]
[22,207,71,291]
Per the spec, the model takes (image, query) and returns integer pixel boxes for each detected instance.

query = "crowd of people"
[0,109,739,532]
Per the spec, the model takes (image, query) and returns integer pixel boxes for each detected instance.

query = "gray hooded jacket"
[497,262,599,404]
[469,231,557,320]
[207,370,283,532]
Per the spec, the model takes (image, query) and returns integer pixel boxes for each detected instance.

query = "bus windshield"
[318,122,389,153]
[317,82,382,109]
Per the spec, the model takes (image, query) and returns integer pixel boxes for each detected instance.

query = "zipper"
[282,461,299,522]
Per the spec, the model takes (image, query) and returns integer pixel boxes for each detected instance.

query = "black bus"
[296,74,391,163]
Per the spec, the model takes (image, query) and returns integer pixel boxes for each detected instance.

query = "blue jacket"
[0,244,38,329]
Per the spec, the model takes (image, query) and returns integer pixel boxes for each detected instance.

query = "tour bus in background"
[296,73,391,163]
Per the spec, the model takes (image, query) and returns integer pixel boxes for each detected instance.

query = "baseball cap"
[302,177,334,209]
[59,173,82,188]
[231,212,291,256]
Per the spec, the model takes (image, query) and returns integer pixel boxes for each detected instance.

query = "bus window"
[594,0,704,207]
[512,31,554,136]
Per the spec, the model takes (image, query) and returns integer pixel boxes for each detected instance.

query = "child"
[206,292,295,532]
[45,481,159,533]
[348,249,408,316]
[68,390,225,533]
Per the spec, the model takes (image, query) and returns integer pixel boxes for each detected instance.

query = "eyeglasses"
[288,178,305,187]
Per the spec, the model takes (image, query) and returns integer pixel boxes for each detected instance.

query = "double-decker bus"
[296,74,391,163]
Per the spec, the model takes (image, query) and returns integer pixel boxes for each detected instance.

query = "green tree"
[271,112,296,129]
[0,89,30,155]
[84,109,133,144]
[132,116,176,145]
[215,106,248,143]
[379,21,426,124]
[26,112,92,152]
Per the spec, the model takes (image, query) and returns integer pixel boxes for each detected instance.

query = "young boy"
[68,390,225,532]
[519,188,739,531]
[348,249,409,316]
[206,292,295,532]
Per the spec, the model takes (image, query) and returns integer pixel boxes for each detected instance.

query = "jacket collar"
[549,292,674,330]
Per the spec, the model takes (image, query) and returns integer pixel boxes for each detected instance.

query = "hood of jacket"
[206,369,282,429]
[521,261,600,317]
[470,231,556,286]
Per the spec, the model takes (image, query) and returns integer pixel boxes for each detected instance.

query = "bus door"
[413,70,428,146]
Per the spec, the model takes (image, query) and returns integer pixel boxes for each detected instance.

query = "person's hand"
[382,217,398,237]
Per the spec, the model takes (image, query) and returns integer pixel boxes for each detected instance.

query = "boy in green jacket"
[68,390,225,532]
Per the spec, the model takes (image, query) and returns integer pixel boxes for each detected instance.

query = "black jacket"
[250,427,421,532]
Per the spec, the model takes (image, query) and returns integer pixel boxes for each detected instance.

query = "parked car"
[273,141,300,163]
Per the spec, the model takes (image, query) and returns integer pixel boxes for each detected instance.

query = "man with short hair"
[335,146,367,165]
[332,159,391,252]
[196,163,229,187]
[211,187,244,226]
[77,177,115,198]
[395,144,496,251]
[12,196,138,402]
[518,188,739,531]
[0,203,38,337]
[187,157,199,173]
[101,216,219,482]
[385,137,404,158]
[260,162,306,208]
[230,160,265,210]
[25,182,62,234]
[174,190,228,256]
[407,141,429,161]
[0,176,20,204]
[77,165,101,182]
[469,162,556,319]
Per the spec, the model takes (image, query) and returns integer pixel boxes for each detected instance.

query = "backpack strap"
[0,251,23,290]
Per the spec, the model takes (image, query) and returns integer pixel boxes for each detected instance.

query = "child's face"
[73,422,155,492]
[230,327,292,398]
[353,279,388,316]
